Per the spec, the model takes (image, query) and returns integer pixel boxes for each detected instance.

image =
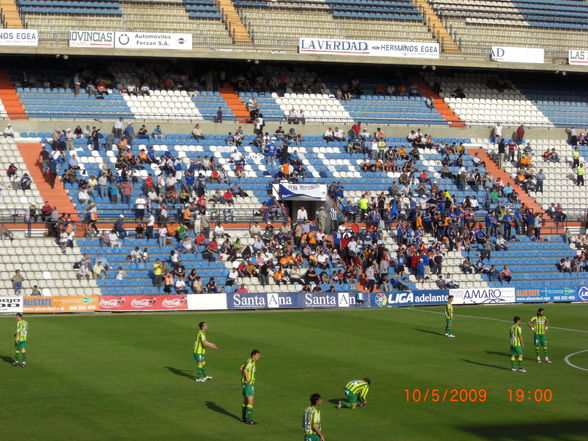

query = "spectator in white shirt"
[3,124,14,138]
[297,206,308,222]
[323,128,334,143]
[494,122,503,144]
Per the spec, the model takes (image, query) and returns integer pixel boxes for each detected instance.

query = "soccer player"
[445,295,455,337]
[337,378,371,409]
[303,393,325,441]
[510,316,526,373]
[193,321,218,382]
[241,349,261,425]
[528,308,551,363]
[13,313,28,367]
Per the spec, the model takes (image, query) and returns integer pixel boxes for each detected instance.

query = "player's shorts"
[446,318,453,325]
[242,384,255,398]
[304,434,321,441]
[343,388,359,404]
[194,353,205,364]
[15,341,27,350]
[534,334,547,347]
[509,345,523,356]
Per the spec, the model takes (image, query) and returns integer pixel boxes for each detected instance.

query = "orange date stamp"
[404,388,488,402]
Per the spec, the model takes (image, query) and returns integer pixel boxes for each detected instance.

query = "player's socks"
[535,347,540,357]
[201,366,207,378]
[543,348,549,359]
[511,357,516,370]
[21,352,26,363]
[15,351,20,363]
[517,358,523,370]
[246,404,253,422]
[195,367,203,380]
[241,405,247,421]
[340,401,353,408]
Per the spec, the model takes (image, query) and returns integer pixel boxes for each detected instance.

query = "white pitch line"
[407,307,588,334]
[564,350,588,372]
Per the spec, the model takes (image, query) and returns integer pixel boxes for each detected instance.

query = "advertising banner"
[371,290,448,307]
[575,285,588,302]
[0,296,23,313]
[187,294,227,311]
[99,295,188,311]
[569,49,588,65]
[491,46,544,64]
[23,296,99,313]
[516,288,578,303]
[299,38,440,59]
[0,30,38,46]
[273,183,328,201]
[114,32,192,50]
[226,292,361,310]
[450,287,515,305]
[69,30,115,48]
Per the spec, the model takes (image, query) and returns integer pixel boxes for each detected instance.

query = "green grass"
[1,304,587,441]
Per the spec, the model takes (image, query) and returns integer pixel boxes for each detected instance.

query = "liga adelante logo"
[374,293,388,307]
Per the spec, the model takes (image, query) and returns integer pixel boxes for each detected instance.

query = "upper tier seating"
[17,0,122,15]
[428,0,587,63]
[183,0,222,19]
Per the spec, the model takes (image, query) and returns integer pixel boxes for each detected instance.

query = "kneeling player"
[338,378,370,409]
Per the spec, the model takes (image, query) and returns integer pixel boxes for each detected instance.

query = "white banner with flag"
[273,183,327,201]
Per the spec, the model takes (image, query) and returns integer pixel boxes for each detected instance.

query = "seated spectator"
[498,265,512,284]
[192,124,204,140]
[461,257,473,274]
[3,124,15,137]
[323,127,334,143]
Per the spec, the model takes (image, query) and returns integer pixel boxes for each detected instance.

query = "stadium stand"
[428,0,588,62]
[0,235,102,296]
[421,71,552,127]
[0,137,45,212]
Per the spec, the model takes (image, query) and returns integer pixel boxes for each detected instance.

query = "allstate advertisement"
[516,288,578,303]
[371,290,448,307]
[226,292,360,310]
[450,287,515,305]
[299,38,440,59]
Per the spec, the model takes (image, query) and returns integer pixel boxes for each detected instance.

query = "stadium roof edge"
[1,47,586,74]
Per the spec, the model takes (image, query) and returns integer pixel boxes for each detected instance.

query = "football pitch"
[1,304,587,441]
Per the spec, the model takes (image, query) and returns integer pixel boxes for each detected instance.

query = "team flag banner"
[23,296,99,313]
[569,49,588,65]
[299,38,440,59]
[272,183,327,201]
[99,295,188,311]
[0,296,23,313]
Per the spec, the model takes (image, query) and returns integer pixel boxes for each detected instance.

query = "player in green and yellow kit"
[445,295,455,337]
[241,349,261,425]
[337,378,371,409]
[193,321,218,382]
[509,316,526,373]
[13,313,28,367]
[528,308,550,363]
[302,393,325,441]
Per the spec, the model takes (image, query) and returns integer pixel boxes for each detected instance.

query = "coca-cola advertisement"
[99,295,188,311]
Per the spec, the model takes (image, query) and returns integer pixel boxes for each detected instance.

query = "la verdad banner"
[299,38,440,59]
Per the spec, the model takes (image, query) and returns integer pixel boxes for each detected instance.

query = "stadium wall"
[1,288,586,314]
